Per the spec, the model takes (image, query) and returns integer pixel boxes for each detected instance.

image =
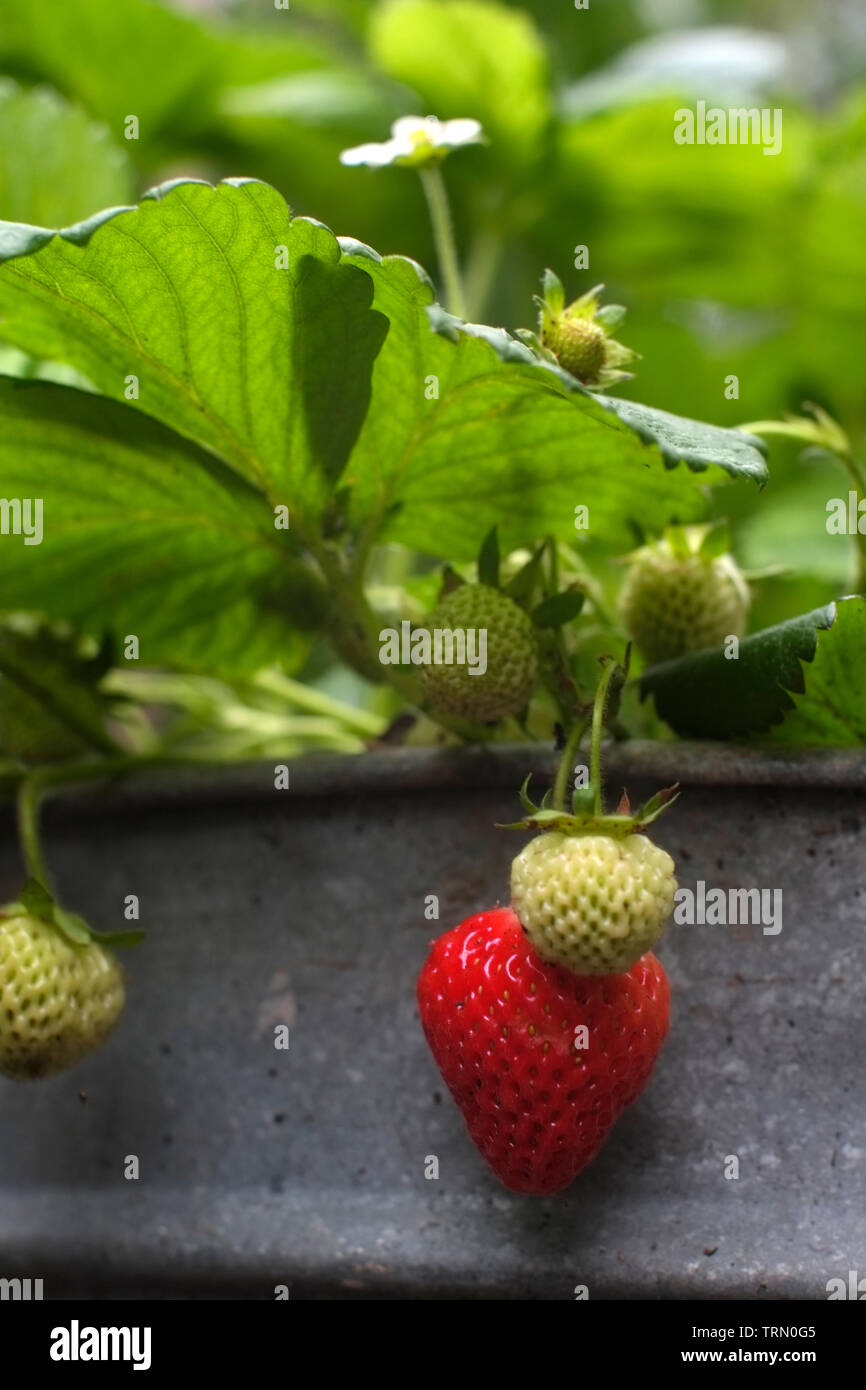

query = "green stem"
[840,451,866,594]
[16,775,52,887]
[249,671,384,738]
[552,717,589,812]
[418,165,467,318]
[463,225,504,323]
[14,753,228,893]
[546,535,559,598]
[564,547,618,630]
[589,660,619,816]
[537,538,583,725]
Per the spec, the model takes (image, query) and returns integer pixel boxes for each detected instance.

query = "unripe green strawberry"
[419,584,538,722]
[619,532,750,666]
[516,272,638,390]
[511,831,676,975]
[543,317,607,381]
[0,913,125,1080]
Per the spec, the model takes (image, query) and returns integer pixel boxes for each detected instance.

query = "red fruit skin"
[417,907,670,1195]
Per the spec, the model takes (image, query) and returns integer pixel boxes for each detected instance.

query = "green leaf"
[0,180,771,674]
[13,876,143,946]
[0,80,134,227]
[18,877,56,924]
[53,906,96,946]
[87,926,146,948]
[531,588,585,628]
[640,604,837,739]
[0,180,388,524]
[698,521,732,561]
[598,396,768,484]
[763,597,866,746]
[340,249,768,558]
[504,543,546,603]
[0,377,312,673]
[664,524,692,561]
[540,268,564,314]
[368,0,550,165]
[0,615,116,759]
[477,524,500,588]
[595,304,626,329]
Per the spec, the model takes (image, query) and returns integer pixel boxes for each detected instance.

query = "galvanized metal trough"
[0,742,863,1299]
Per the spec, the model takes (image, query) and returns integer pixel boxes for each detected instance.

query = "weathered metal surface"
[0,746,863,1299]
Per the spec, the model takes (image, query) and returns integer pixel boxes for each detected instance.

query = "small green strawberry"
[419,583,538,722]
[545,316,608,381]
[619,526,750,666]
[502,658,679,976]
[0,887,129,1080]
[511,829,676,975]
[516,270,638,390]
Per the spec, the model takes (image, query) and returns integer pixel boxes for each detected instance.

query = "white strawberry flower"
[339,115,484,170]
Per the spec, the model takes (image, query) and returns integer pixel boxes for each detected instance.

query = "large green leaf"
[640,603,841,740]
[0,180,388,520]
[0,80,133,227]
[340,240,768,556]
[763,597,866,747]
[0,180,769,672]
[0,180,769,560]
[368,0,550,165]
[0,376,310,674]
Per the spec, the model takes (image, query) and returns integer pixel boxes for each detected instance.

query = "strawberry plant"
[0,13,862,1113]
[0,150,861,769]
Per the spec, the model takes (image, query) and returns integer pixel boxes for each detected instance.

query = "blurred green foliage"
[0,0,863,640]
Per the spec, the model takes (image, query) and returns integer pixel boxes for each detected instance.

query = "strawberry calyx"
[498,651,678,839]
[498,774,679,840]
[0,878,144,949]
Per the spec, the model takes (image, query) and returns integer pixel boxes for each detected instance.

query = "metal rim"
[14,740,866,818]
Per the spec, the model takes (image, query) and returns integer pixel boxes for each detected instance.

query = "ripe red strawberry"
[417,906,670,1194]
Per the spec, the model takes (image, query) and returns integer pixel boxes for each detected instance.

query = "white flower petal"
[339,139,404,168]
[341,115,486,170]
[438,118,484,147]
[391,114,437,142]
